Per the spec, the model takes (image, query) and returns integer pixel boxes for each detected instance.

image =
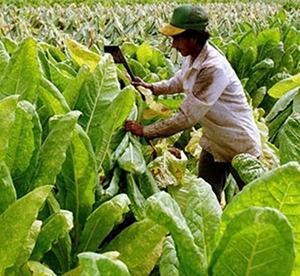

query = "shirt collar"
[188,42,209,69]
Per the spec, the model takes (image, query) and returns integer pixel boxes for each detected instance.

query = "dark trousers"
[198,149,245,202]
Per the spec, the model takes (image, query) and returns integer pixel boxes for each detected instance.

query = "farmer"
[125,4,262,202]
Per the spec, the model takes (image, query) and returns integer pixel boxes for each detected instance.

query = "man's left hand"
[125,120,144,136]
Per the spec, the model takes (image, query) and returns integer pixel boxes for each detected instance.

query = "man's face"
[171,34,197,57]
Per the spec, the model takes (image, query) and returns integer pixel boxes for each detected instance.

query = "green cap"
[159,4,209,36]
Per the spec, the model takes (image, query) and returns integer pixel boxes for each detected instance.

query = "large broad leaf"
[96,86,135,170]
[210,207,295,276]
[279,112,300,164]
[78,252,131,276]
[136,42,152,68]
[23,261,57,276]
[0,185,53,273]
[184,179,222,269]
[31,111,81,189]
[231,153,267,184]
[125,172,146,221]
[11,101,43,197]
[103,218,168,276]
[145,191,205,276]
[225,41,242,73]
[58,124,97,246]
[31,210,73,262]
[148,48,166,73]
[78,194,130,253]
[0,37,41,103]
[63,64,90,110]
[0,95,18,163]
[159,236,179,276]
[66,38,101,72]
[5,100,39,176]
[38,77,70,117]
[48,61,73,92]
[268,73,300,99]
[0,161,16,215]
[75,54,120,149]
[219,162,300,276]
[0,40,10,75]
[266,88,298,123]
[118,136,146,174]
[257,28,281,61]
[5,220,42,275]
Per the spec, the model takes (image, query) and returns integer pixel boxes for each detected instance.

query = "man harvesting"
[125,4,261,202]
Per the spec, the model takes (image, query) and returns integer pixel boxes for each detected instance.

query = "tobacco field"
[0,1,300,275]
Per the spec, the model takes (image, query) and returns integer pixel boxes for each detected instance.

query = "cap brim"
[158,24,186,36]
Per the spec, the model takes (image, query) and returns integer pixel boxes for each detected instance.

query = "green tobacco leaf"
[0,37,40,103]
[226,41,242,73]
[279,112,300,164]
[103,218,168,275]
[50,235,73,274]
[78,194,130,253]
[100,167,122,202]
[61,266,83,276]
[219,162,300,276]
[12,101,43,197]
[39,77,70,116]
[96,86,135,170]
[118,139,146,174]
[0,40,10,76]
[231,153,267,184]
[1,37,17,54]
[294,90,300,113]
[239,30,257,53]
[145,191,205,276]
[283,26,299,50]
[268,73,300,99]
[78,252,131,276]
[32,111,81,189]
[0,95,18,163]
[129,240,164,276]
[24,261,57,276]
[257,28,281,60]
[0,161,16,215]
[48,61,73,92]
[58,124,97,247]
[237,46,256,79]
[136,168,160,199]
[66,38,101,71]
[136,42,152,68]
[75,54,120,150]
[63,64,90,110]
[265,88,297,123]
[5,100,38,176]
[31,210,73,262]
[126,172,146,221]
[185,179,222,269]
[159,236,179,276]
[251,85,266,108]
[210,207,295,276]
[5,220,42,275]
[128,58,147,79]
[0,185,53,273]
[148,48,166,73]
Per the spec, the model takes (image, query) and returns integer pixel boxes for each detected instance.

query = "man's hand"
[125,120,144,136]
[132,77,153,91]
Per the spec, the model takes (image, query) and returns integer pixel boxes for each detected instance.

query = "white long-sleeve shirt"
[143,43,262,162]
